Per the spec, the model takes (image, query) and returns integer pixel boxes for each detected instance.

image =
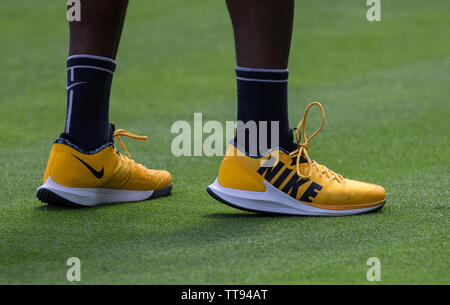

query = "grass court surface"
[0,0,448,284]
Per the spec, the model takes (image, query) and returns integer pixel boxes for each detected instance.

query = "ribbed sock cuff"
[235,66,288,83]
[67,54,116,74]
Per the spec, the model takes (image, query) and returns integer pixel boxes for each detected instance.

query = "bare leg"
[69,0,129,58]
[226,0,294,69]
[226,0,295,153]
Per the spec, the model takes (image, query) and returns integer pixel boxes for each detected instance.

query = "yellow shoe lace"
[288,102,343,183]
[113,129,148,158]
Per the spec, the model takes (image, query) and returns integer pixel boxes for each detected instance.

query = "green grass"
[0,0,449,284]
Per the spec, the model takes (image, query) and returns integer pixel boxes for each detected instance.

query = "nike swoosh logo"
[72,154,104,179]
[66,81,87,91]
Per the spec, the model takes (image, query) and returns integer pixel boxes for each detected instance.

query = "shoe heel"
[36,188,80,208]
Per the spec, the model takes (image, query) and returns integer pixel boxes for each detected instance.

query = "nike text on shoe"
[37,128,172,207]
[207,102,386,216]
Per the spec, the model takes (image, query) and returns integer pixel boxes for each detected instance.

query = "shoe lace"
[288,102,343,183]
[113,129,148,159]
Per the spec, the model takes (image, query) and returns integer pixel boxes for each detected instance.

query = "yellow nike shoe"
[207,102,386,216]
[37,127,172,207]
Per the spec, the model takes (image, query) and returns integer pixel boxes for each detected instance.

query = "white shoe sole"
[207,178,385,216]
[37,176,172,207]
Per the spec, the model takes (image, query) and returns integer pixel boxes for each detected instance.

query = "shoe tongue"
[284,129,297,152]
[108,123,115,143]
[285,128,308,164]
[289,155,308,166]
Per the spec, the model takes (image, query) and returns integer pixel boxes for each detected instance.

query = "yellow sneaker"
[207,102,386,216]
[37,127,172,207]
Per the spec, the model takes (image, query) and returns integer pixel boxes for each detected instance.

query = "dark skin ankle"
[226,0,294,69]
[69,0,129,59]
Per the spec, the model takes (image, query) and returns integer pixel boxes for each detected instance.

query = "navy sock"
[235,66,291,155]
[63,54,116,151]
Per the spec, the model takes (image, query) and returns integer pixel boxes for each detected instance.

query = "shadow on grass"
[205,202,387,219]
[33,193,173,212]
[205,212,301,219]
[21,199,392,273]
